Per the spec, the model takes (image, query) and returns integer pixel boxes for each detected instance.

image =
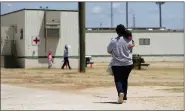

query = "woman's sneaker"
[118,93,124,104]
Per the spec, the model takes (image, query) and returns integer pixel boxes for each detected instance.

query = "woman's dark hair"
[116,24,126,36]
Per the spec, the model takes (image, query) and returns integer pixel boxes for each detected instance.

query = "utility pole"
[78,2,86,72]
[110,2,113,28]
[126,2,128,28]
[156,2,165,28]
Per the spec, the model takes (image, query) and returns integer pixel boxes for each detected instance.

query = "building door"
[1,26,15,55]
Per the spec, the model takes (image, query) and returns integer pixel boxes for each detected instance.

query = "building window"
[20,29,23,39]
[139,38,150,45]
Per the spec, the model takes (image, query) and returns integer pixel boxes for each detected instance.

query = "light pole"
[133,13,135,28]
[110,2,113,28]
[126,2,128,28]
[155,2,165,28]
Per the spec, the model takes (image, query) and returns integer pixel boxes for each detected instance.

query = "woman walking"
[61,45,71,69]
[107,24,134,104]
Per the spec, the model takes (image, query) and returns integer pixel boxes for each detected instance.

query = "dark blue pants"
[61,57,71,69]
[112,65,133,99]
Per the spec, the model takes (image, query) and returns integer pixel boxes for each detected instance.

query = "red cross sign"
[32,36,41,45]
[33,37,40,44]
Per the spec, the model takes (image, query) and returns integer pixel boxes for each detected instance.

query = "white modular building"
[1,9,79,68]
[1,9,184,68]
[86,29,184,62]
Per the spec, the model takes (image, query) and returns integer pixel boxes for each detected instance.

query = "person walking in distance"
[107,24,134,104]
[48,51,53,69]
[61,45,71,69]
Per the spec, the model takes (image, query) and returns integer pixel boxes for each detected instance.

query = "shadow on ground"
[93,101,119,104]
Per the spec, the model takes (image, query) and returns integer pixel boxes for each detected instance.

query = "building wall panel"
[86,32,184,56]
[1,10,25,56]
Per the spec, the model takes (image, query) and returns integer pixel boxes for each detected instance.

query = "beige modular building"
[1,9,184,68]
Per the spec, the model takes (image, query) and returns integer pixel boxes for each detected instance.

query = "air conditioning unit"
[45,23,60,38]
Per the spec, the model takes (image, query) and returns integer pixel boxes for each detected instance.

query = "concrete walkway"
[1,84,183,110]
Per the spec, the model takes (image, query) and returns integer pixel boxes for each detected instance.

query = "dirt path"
[1,84,183,110]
